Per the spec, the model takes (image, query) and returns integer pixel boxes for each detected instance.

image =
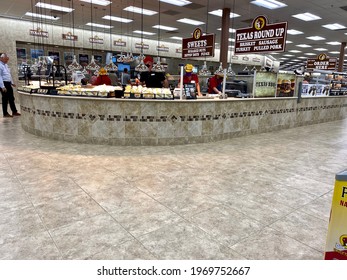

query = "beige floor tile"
[138,220,244,259]
[230,227,324,260]
[270,210,329,252]
[50,214,134,259]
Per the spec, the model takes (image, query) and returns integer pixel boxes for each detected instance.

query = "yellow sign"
[324,170,347,260]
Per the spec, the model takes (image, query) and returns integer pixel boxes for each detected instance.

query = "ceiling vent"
[162,10,180,16]
[185,3,205,10]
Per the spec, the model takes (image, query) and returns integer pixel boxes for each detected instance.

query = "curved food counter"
[18,91,347,146]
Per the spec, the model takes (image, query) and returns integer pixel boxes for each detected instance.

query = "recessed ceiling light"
[326,41,341,45]
[306,36,325,41]
[102,15,133,23]
[25,12,59,20]
[298,56,307,59]
[251,0,287,9]
[152,25,178,31]
[35,2,73,13]
[86,22,113,28]
[124,6,157,16]
[283,54,294,57]
[304,53,316,55]
[217,28,236,33]
[286,40,293,44]
[329,51,340,54]
[297,44,312,48]
[209,9,240,18]
[314,48,328,51]
[177,18,204,25]
[289,50,302,53]
[228,38,235,42]
[80,0,111,6]
[287,29,304,35]
[159,0,192,6]
[292,12,321,21]
[323,23,347,30]
[133,30,156,35]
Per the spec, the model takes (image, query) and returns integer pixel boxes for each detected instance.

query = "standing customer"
[0,53,20,118]
[121,68,131,86]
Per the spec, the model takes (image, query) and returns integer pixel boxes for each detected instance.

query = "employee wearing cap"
[179,64,202,96]
[140,56,168,88]
[208,73,224,95]
[93,67,112,86]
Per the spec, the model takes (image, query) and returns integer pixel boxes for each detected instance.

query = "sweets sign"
[306,53,337,71]
[182,28,215,58]
[235,15,287,54]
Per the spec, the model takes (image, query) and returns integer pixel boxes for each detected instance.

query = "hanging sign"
[89,36,103,44]
[156,45,169,52]
[306,53,337,71]
[62,32,78,41]
[182,27,215,58]
[114,39,126,47]
[234,15,287,54]
[135,42,149,50]
[30,28,48,38]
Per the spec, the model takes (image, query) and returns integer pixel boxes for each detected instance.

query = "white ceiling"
[2,0,347,70]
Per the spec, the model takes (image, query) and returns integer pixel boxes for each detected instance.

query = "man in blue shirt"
[0,53,20,118]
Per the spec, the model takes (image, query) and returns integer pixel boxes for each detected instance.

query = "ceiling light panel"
[306,36,325,41]
[102,16,132,23]
[86,22,113,28]
[289,50,302,53]
[287,29,304,35]
[326,41,341,45]
[297,44,312,48]
[35,2,73,13]
[314,48,328,51]
[25,12,59,20]
[133,30,156,35]
[217,28,236,33]
[323,23,346,30]
[177,18,204,25]
[251,0,287,10]
[80,0,111,6]
[152,25,178,31]
[292,12,321,21]
[124,6,157,16]
[170,36,183,40]
[329,51,340,54]
[209,9,240,18]
[159,0,192,6]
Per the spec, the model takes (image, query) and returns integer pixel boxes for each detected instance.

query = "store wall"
[0,17,222,84]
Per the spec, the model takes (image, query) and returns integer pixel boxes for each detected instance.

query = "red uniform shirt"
[208,75,223,93]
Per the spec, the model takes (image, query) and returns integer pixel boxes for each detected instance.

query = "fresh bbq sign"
[235,15,287,54]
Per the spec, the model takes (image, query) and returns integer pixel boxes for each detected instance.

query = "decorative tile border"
[20,104,345,123]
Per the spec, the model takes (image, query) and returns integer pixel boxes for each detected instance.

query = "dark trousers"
[1,81,17,116]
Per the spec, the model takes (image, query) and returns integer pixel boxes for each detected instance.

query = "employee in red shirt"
[208,73,224,94]
[93,68,112,86]
[180,64,202,96]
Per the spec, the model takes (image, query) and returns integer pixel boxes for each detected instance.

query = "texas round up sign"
[234,15,287,54]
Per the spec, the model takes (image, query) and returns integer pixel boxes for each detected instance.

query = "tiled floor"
[1,114,346,260]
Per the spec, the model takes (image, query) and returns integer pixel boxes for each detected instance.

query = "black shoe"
[13,112,21,116]
[4,114,13,118]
